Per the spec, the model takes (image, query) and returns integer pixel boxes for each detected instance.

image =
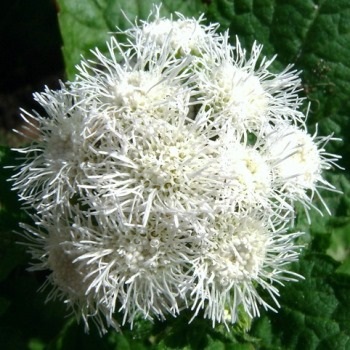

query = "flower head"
[190,216,302,326]
[217,133,273,214]
[262,122,341,214]
[11,6,340,335]
[11,86,89,212]
[195,38,305,134]
[125,5,222,56]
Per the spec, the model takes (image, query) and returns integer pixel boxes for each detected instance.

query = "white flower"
[75,35,195,121]
[125,5,222,56]
[11,86,89,212]
[217,132,273,214]
[20,213,119,333]
[195,38,305,134]
[190,216,302,326]
[11,6,340,335]
[22,207,207,333]
[262,122,341,214]
[70,106,222,229]
[78,214,201,328]
[202,61,270,128]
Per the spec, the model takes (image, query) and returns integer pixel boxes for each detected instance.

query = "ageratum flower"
[11,86,89,213]
[11,6,340,335]
[190,215,303,326]
[125,6,222,56]
[262,121,341,217]
[195,38,305,134]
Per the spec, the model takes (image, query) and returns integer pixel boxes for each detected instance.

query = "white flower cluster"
[12,7,340,334]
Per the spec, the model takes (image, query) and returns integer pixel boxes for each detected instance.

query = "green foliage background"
[1,0,350,349]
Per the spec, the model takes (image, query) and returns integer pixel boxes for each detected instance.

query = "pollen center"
[209,218,269,286]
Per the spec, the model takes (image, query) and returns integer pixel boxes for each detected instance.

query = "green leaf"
[0,146,28,281]
[28,338,46,350]
[327,218,350,262]
[251,253,350,349]
[57,0,207,80]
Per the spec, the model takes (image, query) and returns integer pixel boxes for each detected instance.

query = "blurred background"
[0,0,63,146]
